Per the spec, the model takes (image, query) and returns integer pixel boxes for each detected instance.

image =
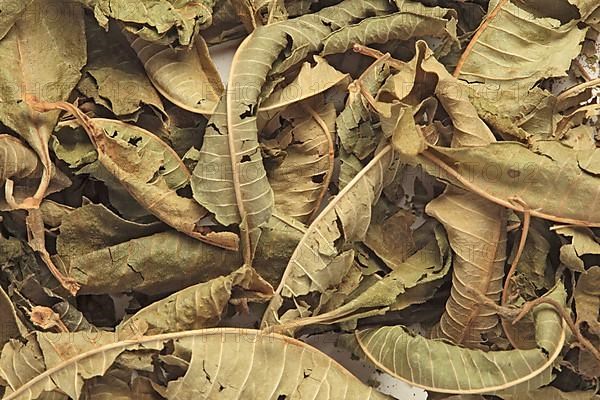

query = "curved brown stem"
[422,150,600,227]
[513,297,600,363]
[500,196,531,348]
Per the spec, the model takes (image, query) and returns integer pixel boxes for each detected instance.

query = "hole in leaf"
[277,396,287,400]
[239,103,256,119]
[241,155,251,163]
[207,123,222,135]
[128,136,142,146]
[311,173,325,184]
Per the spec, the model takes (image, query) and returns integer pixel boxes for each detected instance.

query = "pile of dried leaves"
[1,0,600,398]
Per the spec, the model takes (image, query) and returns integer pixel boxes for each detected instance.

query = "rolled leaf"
[356,284,567,394]
[128,32,224,115]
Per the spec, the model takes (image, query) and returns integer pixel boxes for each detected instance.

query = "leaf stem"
[421,149,600,227]
[500,196,531,349]
[514,297,600,363]
[557,78,600,103]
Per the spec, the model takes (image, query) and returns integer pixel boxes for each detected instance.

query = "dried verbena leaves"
[1,329,391,400]
[1,0,600,398]
[0,0,86,210]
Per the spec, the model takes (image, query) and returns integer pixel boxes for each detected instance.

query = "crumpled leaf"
[276,226,451,329]
[85,0,217,47]
[31,101,239,250]
[364,209,416,271]
[263,145,400,326]
[356,283,567,394]
[128,31,224,115]
[382,40,507,347]
[321,0,458,57]
[2,328,391,400]
[575,266,600,335]
[201,0,395,262]
[427,189,507,347]
[0,331,125,399]
[55,202,164,269]
[336,56,390,161]
[513,222,554,292]
[264,98,336,224]
[458,0,588,89]
[468,85,558,141]
[78,18,166,119]
[0,0,86,209]
[117,265,273,337]
[259,56,349,113]
[556,226,600,271]
[64,213,302,295]
[0,135,70,211]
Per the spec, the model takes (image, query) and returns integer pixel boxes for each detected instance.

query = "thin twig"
[556,77,600,104]
[421,149,600,227]
[453,0,509,77]
[500,196,531,349]
[513,298,600,363]
[353,44,402,70]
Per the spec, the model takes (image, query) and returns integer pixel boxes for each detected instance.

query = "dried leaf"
[205,0,396,262]
[264,145,400,325]
[0,135,70,211]
[409,141,600,227]
[265,98,336,223]
[321,1,458,57]
[128,32,224,115]
[458,1,588,89]
[356,284,567,394]
[2,329,391,400]
[0,331,125,399]
[79,18,165,119]
[31,102,239,250]
[0,0,86,209]
[259,56,349,113]
[427,189,507,347]
[117,265,273,336]
[64,214,302,295]
[279,226,451,328]
[86,0,216,47]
